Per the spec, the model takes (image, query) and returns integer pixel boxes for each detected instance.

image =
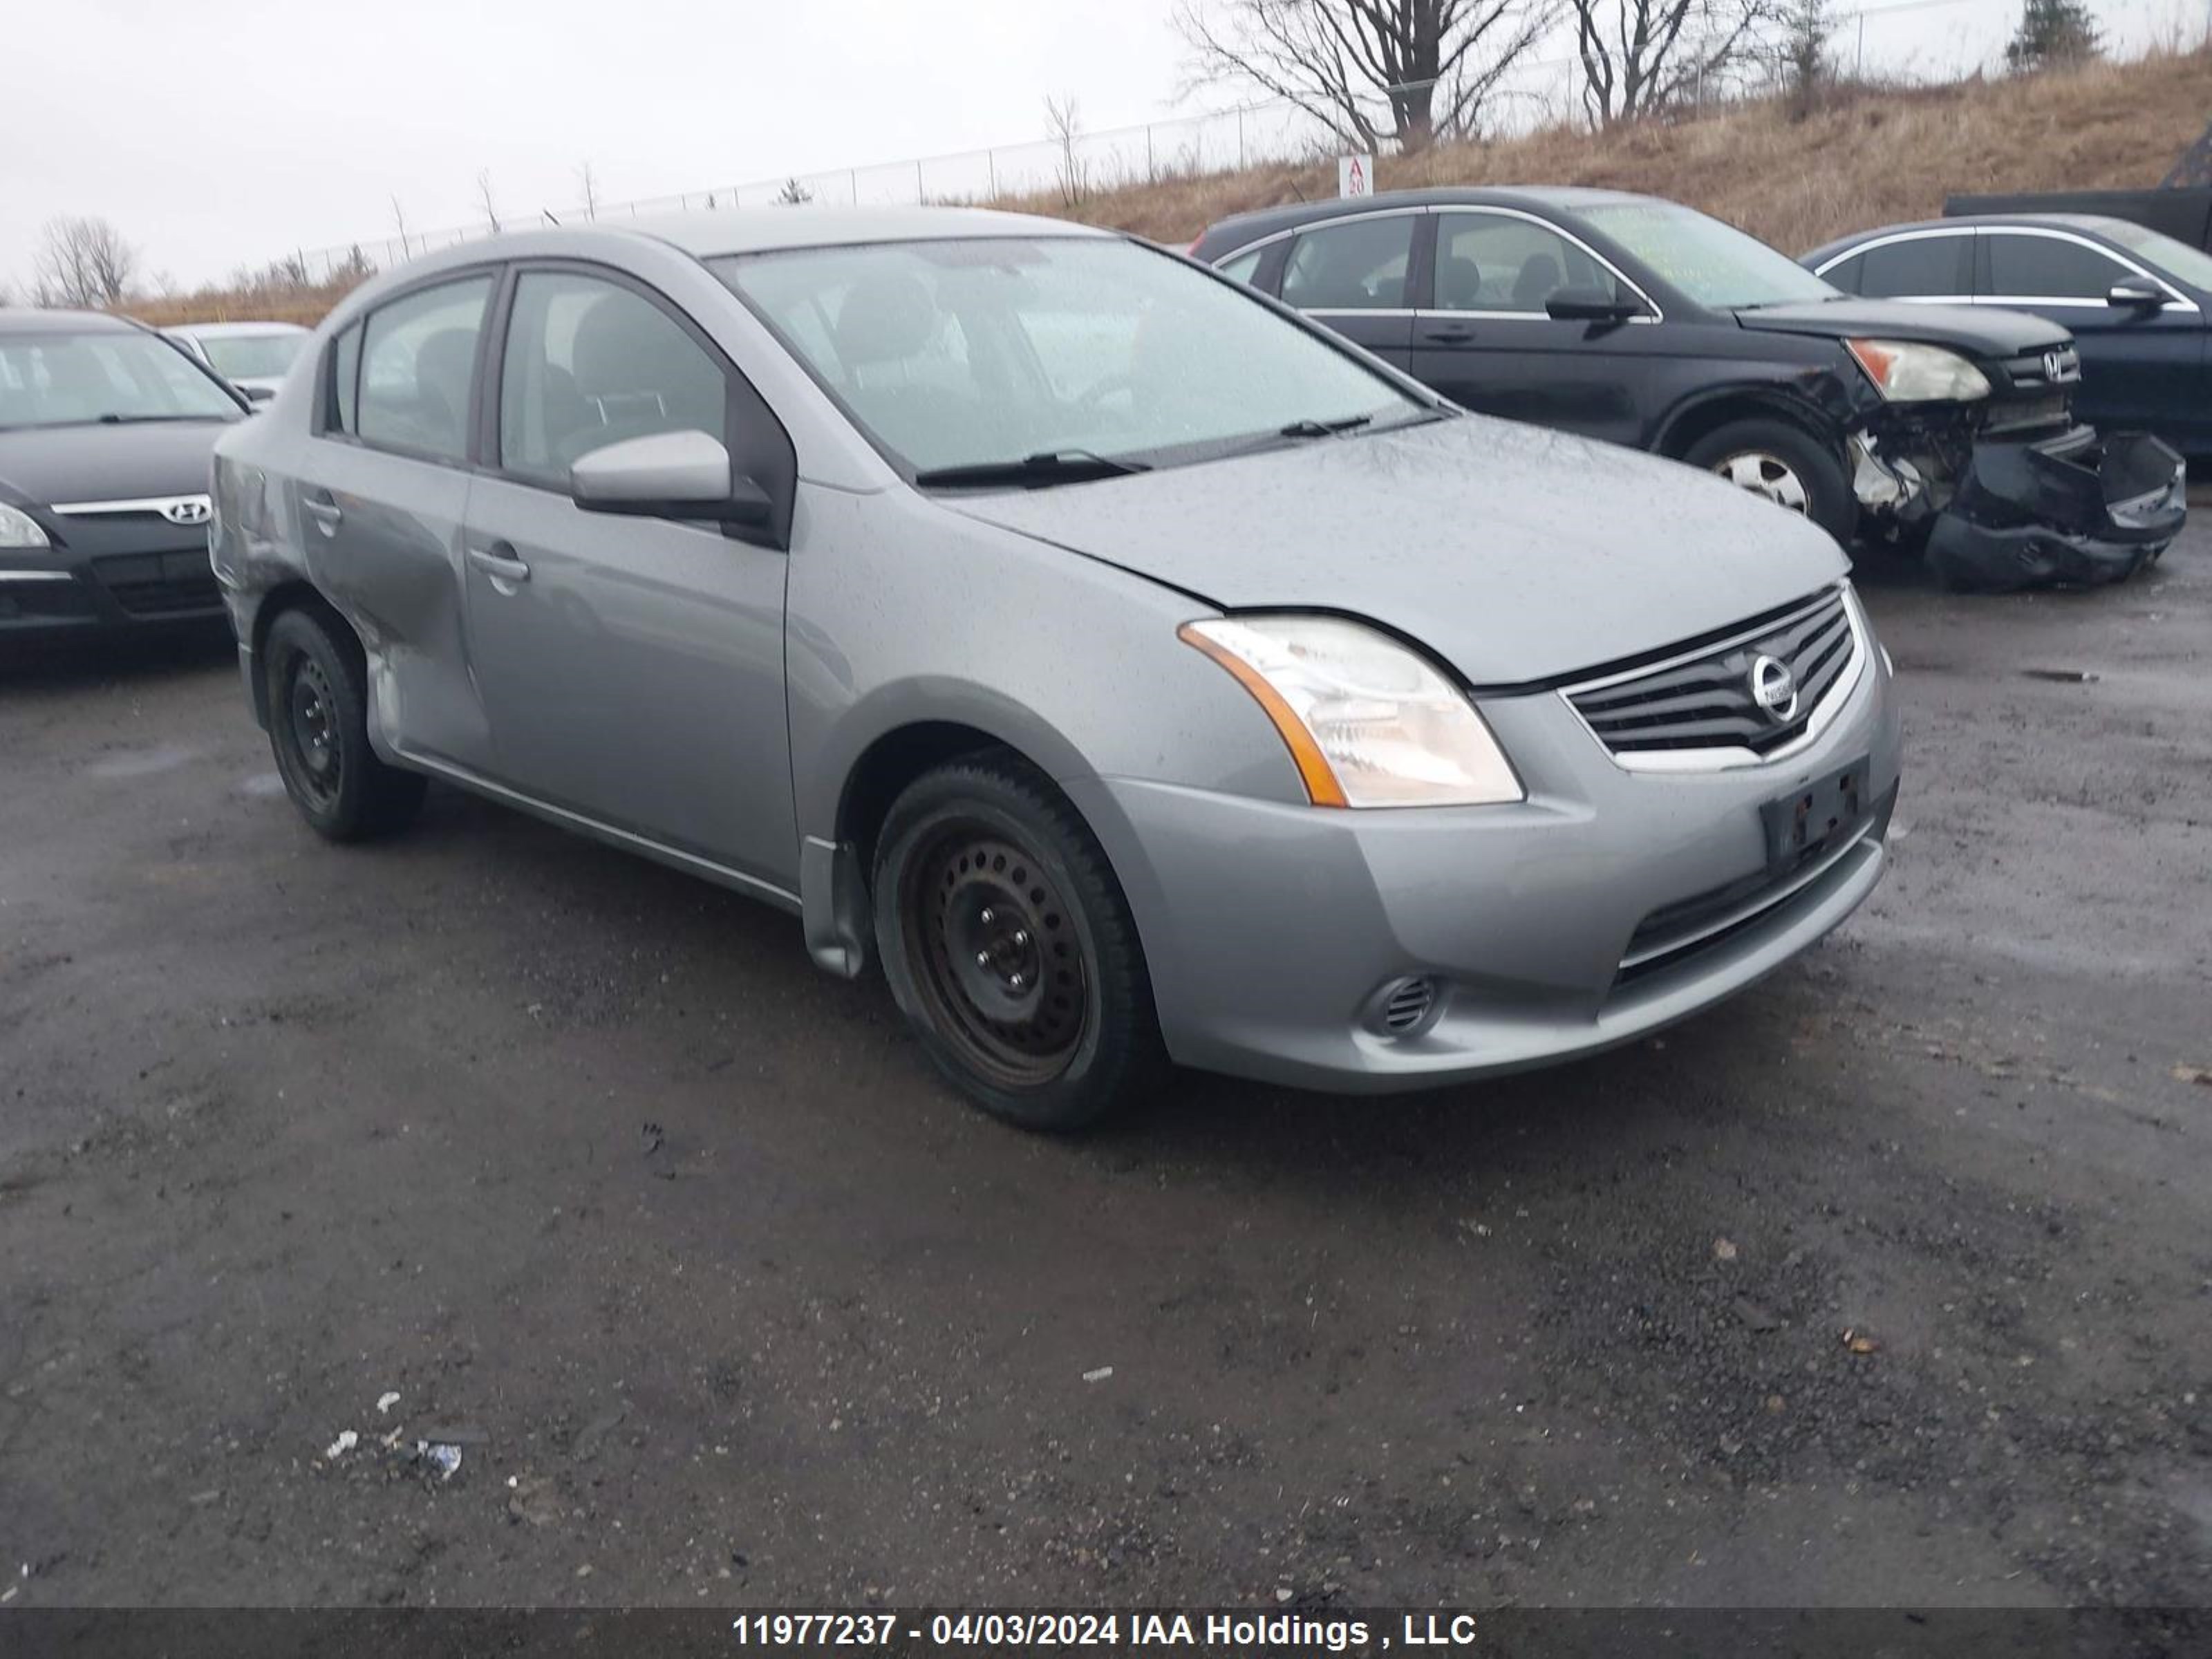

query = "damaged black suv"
[1190,187,2187,590]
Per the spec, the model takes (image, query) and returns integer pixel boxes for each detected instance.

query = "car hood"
[1736,298,2070,355]
[0,419,234,507]
[941,415,1848,685]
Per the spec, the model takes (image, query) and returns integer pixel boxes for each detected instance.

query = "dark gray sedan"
[212,207,1900,1128]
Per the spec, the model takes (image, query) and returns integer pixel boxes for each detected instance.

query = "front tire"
[262,607,425,842]
[1683,419,1856,546]
[872,753,1164,1131]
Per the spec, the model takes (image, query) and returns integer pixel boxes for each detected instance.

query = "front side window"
[2092,219,2212,295]
[1433,213,1621,312]
[1576,200,1838,310]
[718,236,1424,479]
[1281,216,1414,310]
[357,275,494,462]
[0,330,239,431]
[1985,232,2132,301]
[499,270,727,488]
[1851,235,1969,298]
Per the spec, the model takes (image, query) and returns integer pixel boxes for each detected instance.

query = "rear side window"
[1282,216,1413,310]
[1984,233,2128,301]
[1852,235,1968,298]
[356,275,494,462]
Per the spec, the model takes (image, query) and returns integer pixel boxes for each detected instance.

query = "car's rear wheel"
[263,607,425,842]
[1684,419,1855,545]
[872,753,1163,1130]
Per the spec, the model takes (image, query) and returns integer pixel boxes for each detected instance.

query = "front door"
[460,265,798,889]
[1407,209,1652,447]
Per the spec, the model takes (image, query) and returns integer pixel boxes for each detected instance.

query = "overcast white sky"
[1,0,2195,294]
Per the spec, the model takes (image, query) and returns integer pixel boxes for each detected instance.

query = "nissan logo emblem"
[160,497,213,526]
[1749,654,1799,722]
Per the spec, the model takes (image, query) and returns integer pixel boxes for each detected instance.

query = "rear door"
[458,262,798,888]
[298,270,498,772]
[1976,229,2203,442]
[1275,212,1420,367]
[1815,229,1974,303]
[1407,208,1657,445]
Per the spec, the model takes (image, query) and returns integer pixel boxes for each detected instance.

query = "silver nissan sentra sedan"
[210,205,1901,1130]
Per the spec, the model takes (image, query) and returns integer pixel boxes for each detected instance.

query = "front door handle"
[1423,322,1477,343]
[302,494,342,534]
[467,543,532,585]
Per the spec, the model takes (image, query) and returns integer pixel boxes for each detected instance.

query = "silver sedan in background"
[211,207,1900,1129]
[165,319,310,404]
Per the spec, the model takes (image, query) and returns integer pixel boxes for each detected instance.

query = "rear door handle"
[1423,323,1477,343]
[467,543,532,585]
[302,493,342,534]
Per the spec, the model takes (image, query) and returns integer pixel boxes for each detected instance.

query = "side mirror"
[2106,276,2166,310]
[244,384,276,404]
[570,429,770,527]
[1545,287,1645,323]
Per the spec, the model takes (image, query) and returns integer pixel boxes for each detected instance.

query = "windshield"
[1577,201,1839,310]
[715,236,1426,479]
[198,332,306,380]
[2092,219,2212,296]
[0,330,240,429]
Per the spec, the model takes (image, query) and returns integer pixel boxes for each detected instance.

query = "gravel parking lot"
[1,530,2208,1611]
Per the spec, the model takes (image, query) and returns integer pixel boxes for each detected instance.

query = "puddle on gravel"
[84,744,203,779]
[238,771,287,799]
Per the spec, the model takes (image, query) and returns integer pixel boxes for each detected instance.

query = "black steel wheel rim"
[281,652,342,811]
[903,825,1088,1089]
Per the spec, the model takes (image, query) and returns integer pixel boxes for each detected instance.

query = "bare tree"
[1177,0,1550,153]
[1044,93,1090,205]
[391,195,413,258]
[32,216,140,308]
[476,170,502,234]
[1780,0,1830,114]
[774,176,816,205]
[579,161,601,220]
[1566,0,1770,126]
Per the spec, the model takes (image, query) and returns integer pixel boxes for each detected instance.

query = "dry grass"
[1003,46,2212,253]
[135,48,2209,328]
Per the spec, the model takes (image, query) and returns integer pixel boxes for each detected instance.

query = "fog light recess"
[1369,975,1444,1038]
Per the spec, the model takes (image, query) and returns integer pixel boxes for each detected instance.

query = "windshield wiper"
[1277,413,1375,438]
[94,413,218,424]
[912,449,1151,489]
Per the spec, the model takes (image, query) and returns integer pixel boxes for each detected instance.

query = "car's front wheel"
[262,606,426,842]
[1683,419,1855,545]
[872,753,1163,1130]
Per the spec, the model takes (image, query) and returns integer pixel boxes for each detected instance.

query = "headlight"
[1179,615,1523,807]
[0,502,50,547]
[1846,338,1989,402]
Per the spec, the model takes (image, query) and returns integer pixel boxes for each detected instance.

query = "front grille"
[1564,587,1859,760]
[93,551,222,617]
[1998,344,2080,390]
[1983,393,2072,435]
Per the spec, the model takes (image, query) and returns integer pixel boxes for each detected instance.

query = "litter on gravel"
[417,1442,463,1480]
[324,1430,358,1460]
[376,1391,401,1415]
[1082,1367,1114,1384]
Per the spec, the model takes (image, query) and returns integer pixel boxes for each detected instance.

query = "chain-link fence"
[280,0,2188,281]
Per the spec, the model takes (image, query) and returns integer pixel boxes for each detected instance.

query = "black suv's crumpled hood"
[944,415,1848,686]
[0,420,233,509]
[1737,298,2070,356]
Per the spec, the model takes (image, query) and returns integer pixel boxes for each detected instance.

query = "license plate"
[1761,758,1869,876]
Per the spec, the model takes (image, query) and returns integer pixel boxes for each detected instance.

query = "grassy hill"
[137,47,2210,327]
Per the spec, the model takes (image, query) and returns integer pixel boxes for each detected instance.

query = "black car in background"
[1803,214,2212,456]
[1190,188,2187,589]
[1,309,247,645]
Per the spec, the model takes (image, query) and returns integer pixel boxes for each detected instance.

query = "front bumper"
[0,544,228,644]
[1869,425,2186,592]
[1067,635,1902,1094]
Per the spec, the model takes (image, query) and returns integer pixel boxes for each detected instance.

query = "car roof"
[1194,185,1669,250]
[0,307,141,337]
[624,204,1109,259]
[164,319,310,338]
[1824,212,2144,245]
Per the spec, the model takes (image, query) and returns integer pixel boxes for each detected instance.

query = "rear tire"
[871,752,1164,1131]
[1684,419,1856,547]
[262,607,425,842]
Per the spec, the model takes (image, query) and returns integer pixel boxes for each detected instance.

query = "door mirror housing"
[2106,275,2167,310]
[1545,287,1645,323]
[570,429,769,527]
